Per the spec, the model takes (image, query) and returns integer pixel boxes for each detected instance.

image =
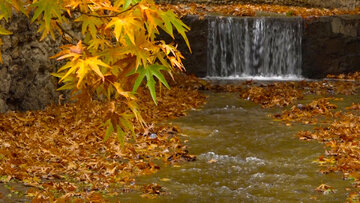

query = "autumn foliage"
[0,0,190,141]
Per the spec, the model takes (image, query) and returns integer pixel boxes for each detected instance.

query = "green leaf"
[123,0,140,11]
[116,125,125,148]
[31,0,64,38]
[56,83,76,91]
[0,25,12,35]
[104,119,114,141]
[159,11,174,38]
[0,1,12,22]
[127,64,170,105]
[11,0,28,16]
[166,11,191,52]
[75,15,103,39]
[120,114,136,140]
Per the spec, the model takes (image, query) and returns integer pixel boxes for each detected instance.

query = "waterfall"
[207,16,303,79]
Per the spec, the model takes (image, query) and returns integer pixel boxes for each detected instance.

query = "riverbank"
[0,73,207,201]
[159,3,360,18]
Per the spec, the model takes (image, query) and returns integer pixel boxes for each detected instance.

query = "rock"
[0,67,11,94]
[172,15,209,77]
[0,99,8,113]
[302,15,360,78]
[0,13,61,112]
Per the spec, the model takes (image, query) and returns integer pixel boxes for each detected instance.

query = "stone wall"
[156,0,359,9]
[0,14,62,113]
[302,15,360,78]
[179,16,209,77]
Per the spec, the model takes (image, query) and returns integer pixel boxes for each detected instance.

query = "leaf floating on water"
[315,184,335,195]
[160,178,171,182]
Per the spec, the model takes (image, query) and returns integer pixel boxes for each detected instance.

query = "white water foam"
[205,74,304,81]
[207,16,303,78]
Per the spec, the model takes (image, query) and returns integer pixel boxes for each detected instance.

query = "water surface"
[121,92,353,202]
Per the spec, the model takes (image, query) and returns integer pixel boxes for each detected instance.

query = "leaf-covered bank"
[159,3,360,18]
[0,73,206,201]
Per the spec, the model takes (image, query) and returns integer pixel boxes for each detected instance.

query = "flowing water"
[0,90,356,202]
[207,16,302,78]
[120,91,355,202]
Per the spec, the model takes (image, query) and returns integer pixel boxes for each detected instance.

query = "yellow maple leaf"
[105,15,142,44]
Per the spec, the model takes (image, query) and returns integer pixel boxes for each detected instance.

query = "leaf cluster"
[0,0,191,140]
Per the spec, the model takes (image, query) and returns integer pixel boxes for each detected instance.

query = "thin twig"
[56,21,80,43]
[79,3,139,18]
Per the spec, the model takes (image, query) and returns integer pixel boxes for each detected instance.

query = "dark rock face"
[302,15,360,78]
[0,14,61,113]
[178,15,209,77]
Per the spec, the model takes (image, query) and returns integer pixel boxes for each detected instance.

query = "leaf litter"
[159,3,360,18]
[0,73,206,201]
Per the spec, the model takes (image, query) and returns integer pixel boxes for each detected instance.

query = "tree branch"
[79,3,139,18]
[56,21,80,43]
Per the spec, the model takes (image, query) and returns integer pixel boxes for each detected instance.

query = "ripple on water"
[127,92,352,202]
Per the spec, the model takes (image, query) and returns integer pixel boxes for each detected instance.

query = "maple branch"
[79,3,139,18]
[56,21,80,43]
[56,22,90,46]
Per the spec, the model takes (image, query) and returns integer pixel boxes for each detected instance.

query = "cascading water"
[207,16,303,79]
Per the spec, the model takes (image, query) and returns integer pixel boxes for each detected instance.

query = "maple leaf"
[103,119,114,141]
[54,41,84,61]
[111,82,134,100]
[31,0,64,40]
[0,0,12,21]
[124,0,141,10]
[160,10,191,52]
[11,0,28,16]
[75,15,103,39]
[139,4,162,39]
[118,113,136,143]
[88,38,111,52]
[105,15,142,44]
[57,56,109,88]
[0,25,11,35]
[128,64,170,105]
[159,10,174,38]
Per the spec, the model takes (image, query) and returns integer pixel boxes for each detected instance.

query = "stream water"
[0,90,356,202]
[121,91,354,202]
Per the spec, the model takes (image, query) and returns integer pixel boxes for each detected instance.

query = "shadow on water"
[120,91,352,202]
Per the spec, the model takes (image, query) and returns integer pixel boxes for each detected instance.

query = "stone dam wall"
[177,15,360,79]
